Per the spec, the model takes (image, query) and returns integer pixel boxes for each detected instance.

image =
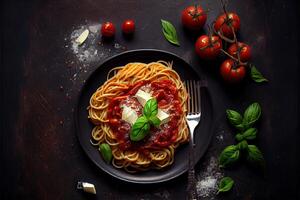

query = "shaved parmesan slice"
[157,109,170,124]
[135,89,153,106]
[75,29,89,45]
[122,106,138,125]
[77,182,96,194]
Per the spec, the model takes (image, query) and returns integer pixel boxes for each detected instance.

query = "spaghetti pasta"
[88,61,189,172]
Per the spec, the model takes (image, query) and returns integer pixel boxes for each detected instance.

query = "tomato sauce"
[107,80,183,156]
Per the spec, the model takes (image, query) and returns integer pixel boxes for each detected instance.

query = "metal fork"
[185,80,202,200]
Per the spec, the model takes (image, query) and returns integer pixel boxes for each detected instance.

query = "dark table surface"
[1,0,299,199]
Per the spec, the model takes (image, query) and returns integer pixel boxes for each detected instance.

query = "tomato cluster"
[181,4,253,84]
[101,20,135,38]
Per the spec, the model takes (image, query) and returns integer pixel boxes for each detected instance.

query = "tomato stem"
[212,21,235,43]
[220,49,247,66]
[231,26,242,64]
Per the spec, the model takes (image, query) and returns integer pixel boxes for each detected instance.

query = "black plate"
[75,49,214,184]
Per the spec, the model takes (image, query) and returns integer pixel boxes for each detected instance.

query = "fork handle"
[187,145,198,200]
[187,168,198,200]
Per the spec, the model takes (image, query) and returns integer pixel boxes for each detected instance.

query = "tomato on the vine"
[101,22,116,37]
[228,42,251,62]
[181,5,207,30]
[220,59,246,83]
[195,35,222,59]
[214,13,240,38]
[122,19,135,34]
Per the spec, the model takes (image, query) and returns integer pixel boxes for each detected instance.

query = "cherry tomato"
[214,13,240,38]
[228,42,251,62]
[101,22,116,37]
[195,35,222,59]
[220,59,246,83]
[181,5,207,31]
[122,19,135,34]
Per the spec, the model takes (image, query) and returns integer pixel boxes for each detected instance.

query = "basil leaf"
[219,145,240,168]
[243,102,261,129]
[226,109,244,131]
[250,65,268,83]
[235,133,244,141]
[236,140,248,151]
[130,116,150,141]
[143,99,158,118]
[161,19,180,46]
[236,128,257,142]
[217,177,234,194]
[247,145,265,167]
[99,143,112,163]
[149,115,161,127]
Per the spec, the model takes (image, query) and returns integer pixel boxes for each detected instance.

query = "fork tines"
[185,80,201,114]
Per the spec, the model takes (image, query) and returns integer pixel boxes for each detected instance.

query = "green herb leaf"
[226,109,244,131]
[219,145,240,168]
[143,99,158,118]
[99,143,112,163]
[161,19,180,46]
[236,128,257,141]
[236,140,248,151]
[130,116,150,141]
[243,102,261,129]
[235,133,244,141]
[250,65,268,83]
[217,177,234,194]
[149,115,161,127]
[247,145,265,167]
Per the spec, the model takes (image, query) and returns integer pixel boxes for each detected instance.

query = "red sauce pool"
[107,80,183,156]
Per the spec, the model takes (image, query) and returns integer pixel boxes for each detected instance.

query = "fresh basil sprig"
[99,143,112,163]
[235,128,257,141]
[226,109,244,131]
[243,103,261,129]
[219,145,240,168]
[219,103,265,191]
[161,19,180,46]
[130,99,161,141]
[130,116,150,141]
[250,65,268,83]
[217,177,234,194]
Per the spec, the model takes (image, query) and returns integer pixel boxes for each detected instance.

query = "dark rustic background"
[1,0,299,199]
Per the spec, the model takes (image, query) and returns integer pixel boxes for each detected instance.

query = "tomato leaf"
[143,99,158,118]
[130,116,150,141]
[161,19,180,46]
[219,145,240,168]
[250,65,268,83]
[99,143,112,163]
[243,102,261,129]
[217,177,234,194]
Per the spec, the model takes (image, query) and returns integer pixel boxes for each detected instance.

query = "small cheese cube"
[77,182,96,194]
[135,89,153,106]
[157,109,170,124]
[122,106,138,125]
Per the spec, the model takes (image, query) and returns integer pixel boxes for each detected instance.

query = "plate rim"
[74,48,213,184]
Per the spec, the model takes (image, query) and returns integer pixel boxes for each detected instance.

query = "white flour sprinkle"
[69,24,102,62]
[216,134,224,141]
[67,23,127,64]
[196,157,223,199]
